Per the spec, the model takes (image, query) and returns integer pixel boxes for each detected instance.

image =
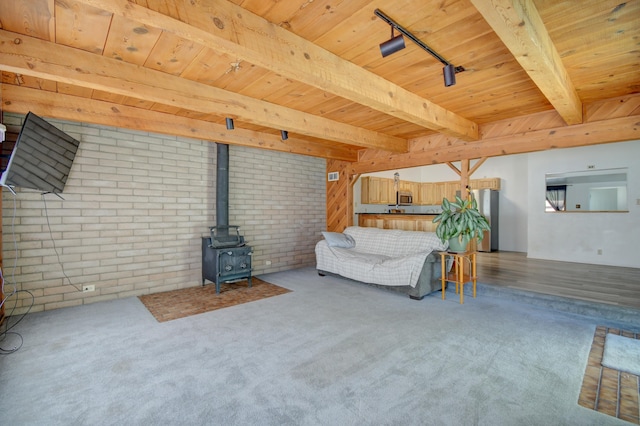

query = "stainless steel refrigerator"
[472,189,499,252]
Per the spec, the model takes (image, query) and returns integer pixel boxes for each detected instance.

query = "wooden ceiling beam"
[0,30,405,153]
[446,162,462,176]
[74,0,479,141]
[470,0,583,125]
[1,84,359,162]
[349,115,639,174]
[469,158,489,175]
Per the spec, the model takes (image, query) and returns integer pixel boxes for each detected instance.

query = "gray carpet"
[602,333,640,376]
[0,267,636,425]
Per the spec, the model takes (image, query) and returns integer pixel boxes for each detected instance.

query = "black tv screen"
[0,112,80,194]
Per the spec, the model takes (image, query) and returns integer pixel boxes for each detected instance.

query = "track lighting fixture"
[443,64,456,87]
[280,130,288,141]
[380,28,405,57]
[374,9,464,87]
[225,117,234,130]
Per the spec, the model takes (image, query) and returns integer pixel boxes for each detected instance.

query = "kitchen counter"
[357,213,439,232]
[356,212,440,215]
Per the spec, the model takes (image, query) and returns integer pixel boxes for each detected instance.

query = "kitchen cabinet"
[434,182,447,205]
[396,180,421,203]
[444,182,459,202]
[361,176,395,204]
[408,182,421,204]
[358,214,439,232]
[419,182,435,205]
[380,178,394,204]
[470,178,501,191]
[361,176,500,205]
[358,215,385,229]
[418,178,501,205]
[398,180,412,192]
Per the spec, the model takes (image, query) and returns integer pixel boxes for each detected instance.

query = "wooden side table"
[439,251,477,304]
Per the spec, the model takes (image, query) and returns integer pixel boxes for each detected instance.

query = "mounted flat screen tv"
[0,112,80,194]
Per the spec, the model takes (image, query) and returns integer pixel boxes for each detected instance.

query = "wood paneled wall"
[326,159,352,232]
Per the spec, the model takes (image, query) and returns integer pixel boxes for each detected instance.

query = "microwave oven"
[396,191,413,205]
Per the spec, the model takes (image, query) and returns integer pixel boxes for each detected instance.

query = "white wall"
[527,140,640,268]
[470,155,529,253]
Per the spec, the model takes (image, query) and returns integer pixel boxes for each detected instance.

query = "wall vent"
[327,172,339,181]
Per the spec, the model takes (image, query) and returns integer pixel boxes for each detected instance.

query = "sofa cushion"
[343,226,447,257]
[321,231,356,248]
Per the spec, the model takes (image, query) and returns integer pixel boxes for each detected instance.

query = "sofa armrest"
[407,252,448,300]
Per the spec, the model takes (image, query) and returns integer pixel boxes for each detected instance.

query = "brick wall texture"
[1,113,326,313]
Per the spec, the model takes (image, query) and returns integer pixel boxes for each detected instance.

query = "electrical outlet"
[587,165,595,169]
[597,249,602,255]
[82,285,95,292]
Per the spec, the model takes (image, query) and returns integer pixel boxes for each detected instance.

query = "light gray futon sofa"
[315,226,449,300]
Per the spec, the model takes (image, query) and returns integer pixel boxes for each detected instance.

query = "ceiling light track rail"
[374,9,464,86]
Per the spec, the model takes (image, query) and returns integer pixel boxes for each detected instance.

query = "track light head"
[375,8,464,88]
[443,64,456,87]
[225,117,234,130]
[280,130,288,140]
[380,34,405,57]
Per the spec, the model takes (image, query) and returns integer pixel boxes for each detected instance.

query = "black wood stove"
[202,225,252,293]
[201,143,252,294]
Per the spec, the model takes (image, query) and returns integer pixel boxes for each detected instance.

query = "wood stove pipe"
[216,143,229,230]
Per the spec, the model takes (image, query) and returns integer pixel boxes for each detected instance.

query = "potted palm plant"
[432,194,491,252]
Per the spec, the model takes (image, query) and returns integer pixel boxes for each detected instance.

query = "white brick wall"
[229,146,326,273]
[1,113,326,313]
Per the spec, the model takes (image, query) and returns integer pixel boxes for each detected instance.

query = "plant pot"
[448,234,471,253]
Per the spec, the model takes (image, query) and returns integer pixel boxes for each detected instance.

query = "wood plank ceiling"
[0,0,638,163]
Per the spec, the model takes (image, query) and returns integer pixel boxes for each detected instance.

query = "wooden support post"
[347,174,360,227]
[461,159,470,200]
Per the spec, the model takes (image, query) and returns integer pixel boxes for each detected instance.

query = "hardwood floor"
[475,251,640,309]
